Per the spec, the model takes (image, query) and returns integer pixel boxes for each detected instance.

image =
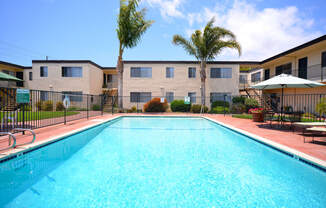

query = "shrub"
[316,98,326,115]
[92,104,101,111]
[230,103,246,114]
[191,104,208,113]
[56,101,65,111]
[232,96,246,104]
[170,100,191,112]
[127,106,137,113]
[143,98,168,112]
[42,100,53,111]
[244,98,259,111]
[209,106,230,114]
[211,100,230,109]
[36,101,43,111]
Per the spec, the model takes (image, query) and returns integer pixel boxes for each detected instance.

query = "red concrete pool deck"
[1,113,326,163]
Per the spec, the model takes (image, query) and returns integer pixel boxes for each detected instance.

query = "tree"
[172,18,241,106]
[116,0,153,108]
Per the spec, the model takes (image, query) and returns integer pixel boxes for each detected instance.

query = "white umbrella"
[252,73,325,119]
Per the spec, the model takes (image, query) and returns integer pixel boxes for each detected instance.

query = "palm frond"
[172,35,197,59]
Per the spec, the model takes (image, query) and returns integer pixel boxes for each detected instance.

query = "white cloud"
[143,0,184,18]
[186,0,322,61]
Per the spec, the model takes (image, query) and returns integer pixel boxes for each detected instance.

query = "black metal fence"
[0,87,103,132]
[107,94,326,119]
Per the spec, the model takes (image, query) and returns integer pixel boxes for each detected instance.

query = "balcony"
[240,64,326,89]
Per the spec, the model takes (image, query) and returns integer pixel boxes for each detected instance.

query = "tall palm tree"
[116,0,153,108]
[172,18,241,106]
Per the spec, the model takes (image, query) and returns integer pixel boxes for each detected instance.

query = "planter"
[252,112,264,122]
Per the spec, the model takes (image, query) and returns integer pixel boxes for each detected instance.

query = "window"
[251,72,261,82]
[2,70,15,76]
[40,66,48,77]
[275,63,292,75]
[188,92,196,103]
[210,68,232,78]
[239,74,247,83]
[188,67,196,78]
[16,72,23,87]
[29,72,33,81]
[62,91,83,102]
[130,92,151,103]
[62,67,82,77]
[107,74,113,82]
[210,92,231,103]
[166,92,174,103]
[264,69,270,80]
[130,67,152,78]
[322,51,326,67]
[166,67,174,78]
[40,91,48,101]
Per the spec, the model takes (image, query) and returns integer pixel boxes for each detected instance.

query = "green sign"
[184,96,190,104]
[16,89,30,104]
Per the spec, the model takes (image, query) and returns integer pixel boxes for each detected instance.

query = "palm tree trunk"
[117,46,124,109]
[200,61,206,106]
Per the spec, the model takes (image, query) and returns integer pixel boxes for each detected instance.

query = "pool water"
[1,117,326,207]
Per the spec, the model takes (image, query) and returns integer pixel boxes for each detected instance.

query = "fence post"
[223,95,226,116]
[64,107,66,125]
[87,94,89,119]
[111,96,114,115]
[101,94,104,116]
[22,104,25,129]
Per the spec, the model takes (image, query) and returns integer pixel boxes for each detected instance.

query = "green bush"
[127,106,137,113]
[92,104,101,111]
[211,100,230,109]
[143,98,168,112]
[232,96,246,104]
[56,101,65,111]
[170,100,191,112]
[42,100,53,111]
[230,103,246,114]
[36,101,43,111]
[191,104,208,113]
[209,106,230,114]
[244,98,259,111]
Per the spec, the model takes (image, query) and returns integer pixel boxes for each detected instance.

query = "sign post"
[184,96,190,104]
[16,89,30,129]
[63,96,70,125]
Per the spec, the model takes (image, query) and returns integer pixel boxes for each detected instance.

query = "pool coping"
[0,114,325,171]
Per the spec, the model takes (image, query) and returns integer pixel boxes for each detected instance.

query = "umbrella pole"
[281,86,284,126]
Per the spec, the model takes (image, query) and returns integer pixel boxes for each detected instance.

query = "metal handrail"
[0,132,16,151]
[12,128,36,146]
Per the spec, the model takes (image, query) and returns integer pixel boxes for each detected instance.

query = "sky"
[0,0,326,67]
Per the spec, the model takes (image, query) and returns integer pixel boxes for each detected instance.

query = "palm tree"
[116,0,153,108]
[172,18,241,106]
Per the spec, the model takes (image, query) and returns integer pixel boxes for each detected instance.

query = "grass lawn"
[232,114,321,122]
[0,111,79,122]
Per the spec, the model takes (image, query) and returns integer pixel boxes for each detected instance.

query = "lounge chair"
[303,127,326,143]
[293,122,326,133]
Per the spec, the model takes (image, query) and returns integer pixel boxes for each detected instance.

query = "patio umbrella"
[252,73,325,119]
[0,72,22,82]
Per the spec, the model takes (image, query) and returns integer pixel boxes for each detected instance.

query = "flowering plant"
[248,108,264,114]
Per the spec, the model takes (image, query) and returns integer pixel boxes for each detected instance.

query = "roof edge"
[261,35,326,64]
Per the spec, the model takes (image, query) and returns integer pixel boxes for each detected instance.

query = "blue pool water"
[0,117,326,207]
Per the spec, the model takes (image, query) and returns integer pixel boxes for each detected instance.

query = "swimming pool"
[0,116,326,207]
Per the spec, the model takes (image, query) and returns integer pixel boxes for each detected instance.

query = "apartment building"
[23,60,105,97]
[0,61,28,88]
[258,35,326,95]
[122,60,258,109]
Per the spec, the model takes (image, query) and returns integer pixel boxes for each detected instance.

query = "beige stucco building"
[121,61,258,108]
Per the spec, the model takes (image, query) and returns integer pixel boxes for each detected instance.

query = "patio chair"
[283,112,303,131]
[264,111,279,128]
[303,127,326,143]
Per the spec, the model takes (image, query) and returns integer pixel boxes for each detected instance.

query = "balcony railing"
[240,64,326,89]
